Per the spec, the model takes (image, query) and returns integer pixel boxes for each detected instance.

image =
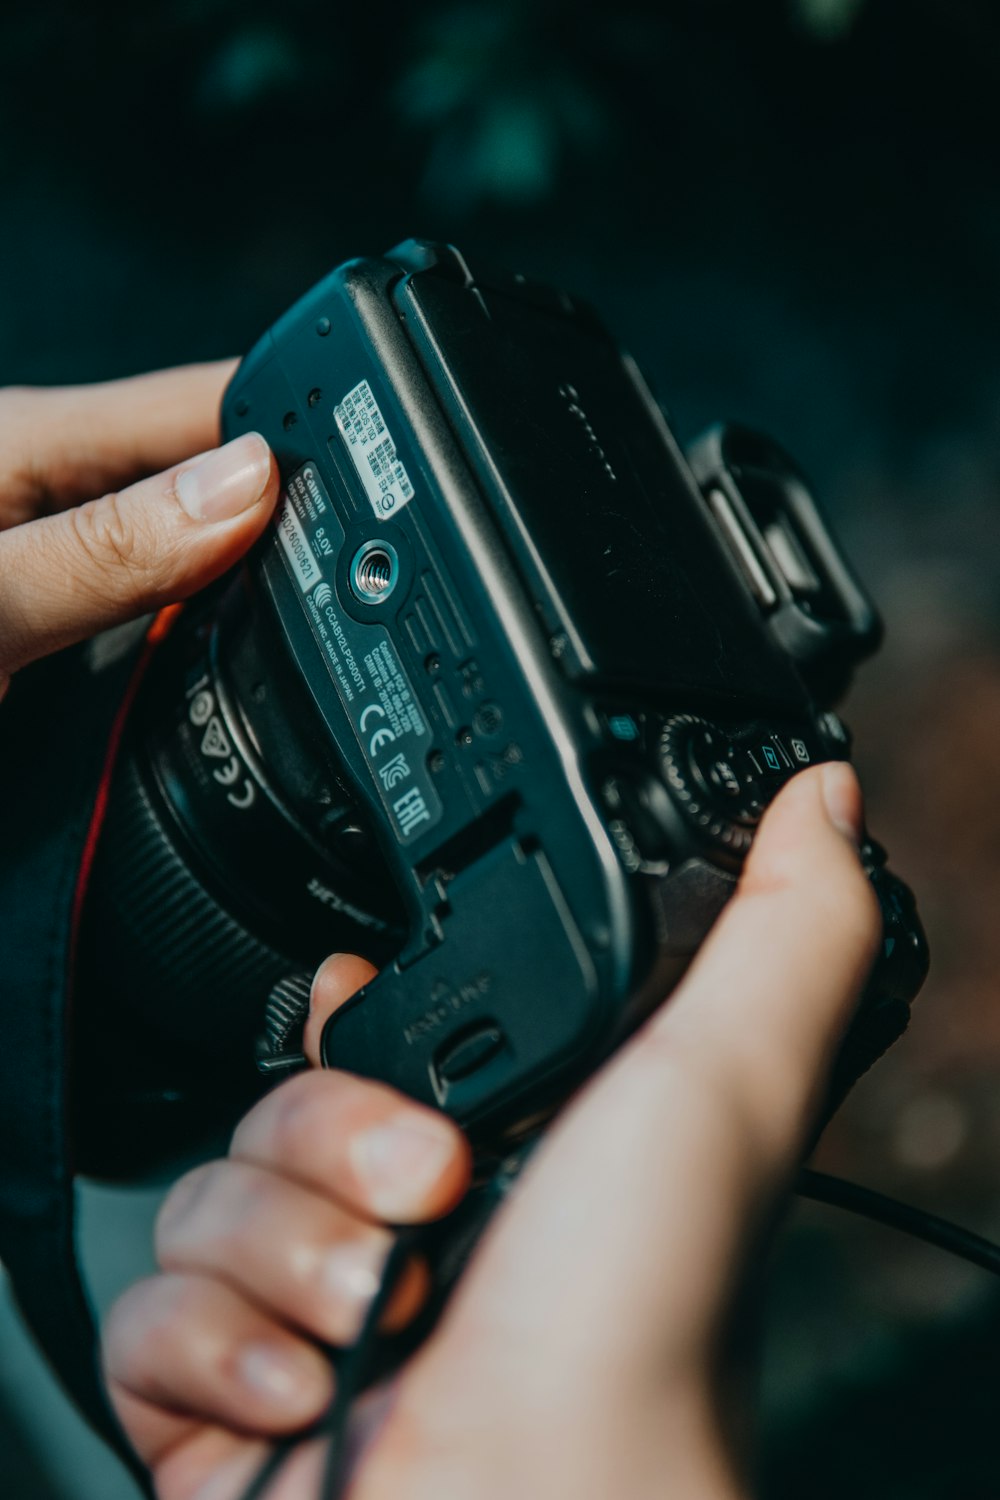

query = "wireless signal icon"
[313,582,333,609]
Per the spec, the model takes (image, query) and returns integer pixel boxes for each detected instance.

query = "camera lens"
[73,565,406,1170]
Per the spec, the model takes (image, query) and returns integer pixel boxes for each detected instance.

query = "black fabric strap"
[0,638,153,1494]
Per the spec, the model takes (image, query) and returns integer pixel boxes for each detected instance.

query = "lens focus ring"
[85,741,299,1057]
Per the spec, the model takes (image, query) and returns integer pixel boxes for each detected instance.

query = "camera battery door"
[320,836,606,1131]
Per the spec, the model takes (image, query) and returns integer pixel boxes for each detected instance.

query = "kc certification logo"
[377,751,410,790]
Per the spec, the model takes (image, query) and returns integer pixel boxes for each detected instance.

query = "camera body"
[78,240,926,1157]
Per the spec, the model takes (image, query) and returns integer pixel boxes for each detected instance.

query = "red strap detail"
[146,601,184,645]
[68,608,182,952]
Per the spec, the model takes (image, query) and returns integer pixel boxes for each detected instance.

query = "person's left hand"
[0,362,280,698]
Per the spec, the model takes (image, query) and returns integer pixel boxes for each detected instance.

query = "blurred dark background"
[2,0,1000,1494]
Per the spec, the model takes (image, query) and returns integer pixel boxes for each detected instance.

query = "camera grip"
[827,852,929,1111]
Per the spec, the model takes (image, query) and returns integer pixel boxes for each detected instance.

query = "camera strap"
[0,619,169,1496]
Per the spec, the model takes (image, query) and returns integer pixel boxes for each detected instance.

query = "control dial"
[658,715,765,855]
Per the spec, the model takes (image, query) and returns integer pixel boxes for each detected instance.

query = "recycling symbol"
[201,716,232,759]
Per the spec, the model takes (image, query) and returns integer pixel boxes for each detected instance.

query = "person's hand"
[0,363,280,699]
[104,763,879,1500]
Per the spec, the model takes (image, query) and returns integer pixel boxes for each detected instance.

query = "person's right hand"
[0,362,280,699]
[104,763,880,1500]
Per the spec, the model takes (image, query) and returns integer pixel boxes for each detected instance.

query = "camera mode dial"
[657,715,766,855]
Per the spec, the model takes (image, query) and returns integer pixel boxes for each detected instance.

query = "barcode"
[334,379,415,519]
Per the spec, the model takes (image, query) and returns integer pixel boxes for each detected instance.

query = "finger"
[303,953,380,1068]
[0,361,237,524]
[106,1382,240,1479]
[152,1425,267,1500]
[232,1066,471,1226]
[103,1273,333,1440]
[155,1158,429,1345]
[157,1435,324,1500]
[0,431,278,676]
[649,759,878,1158]
[419,765,881,1391]
[109,1399,323,1500]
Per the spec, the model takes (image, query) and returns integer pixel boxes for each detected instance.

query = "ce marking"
[213,758,256,810]
[360,702,396,758]
[188,679,257,812]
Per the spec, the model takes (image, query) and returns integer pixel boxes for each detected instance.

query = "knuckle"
[103,1275,188,1385]
[218,1160,285,1235]
[67,491,153,608]
[155,1160,220,1253]
[102,1279,152,1365]
[71,491,138,569]
[158,1160,278,1267]
[270,1071,345,1165]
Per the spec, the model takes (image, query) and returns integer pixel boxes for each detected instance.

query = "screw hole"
[350,542,400,604]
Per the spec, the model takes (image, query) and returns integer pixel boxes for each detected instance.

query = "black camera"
[76,240,928,1162]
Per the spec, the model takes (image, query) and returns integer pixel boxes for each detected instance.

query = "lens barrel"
[74,568,404,1172]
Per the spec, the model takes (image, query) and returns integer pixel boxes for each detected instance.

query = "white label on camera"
[276,496,321,593]
[273,460,442,846]
[334,379,416,520]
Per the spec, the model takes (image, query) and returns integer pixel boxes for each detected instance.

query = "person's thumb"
[0,432,278,690]
[420,770,878,1389]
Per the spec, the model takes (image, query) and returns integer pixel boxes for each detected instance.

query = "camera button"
[818,711,852,752]
[705,757,742,799]
[602,773,673,871]
[604,712,641,743]
[749,740,788,776]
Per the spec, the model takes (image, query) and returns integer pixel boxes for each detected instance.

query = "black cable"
[318,1233,418,1499]
[795,1169,1000,1277]
[236,1232,418,1500]
[239,1433,303,1500]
